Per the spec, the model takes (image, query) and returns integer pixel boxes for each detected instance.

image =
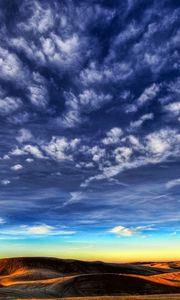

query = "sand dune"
[139,262,180,270]
[0,257,180,299]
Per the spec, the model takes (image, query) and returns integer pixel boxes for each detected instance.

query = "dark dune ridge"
[0,257,180,299]
[0,257,169,276]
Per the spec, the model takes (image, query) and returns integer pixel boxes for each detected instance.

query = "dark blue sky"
[0,0,179,259]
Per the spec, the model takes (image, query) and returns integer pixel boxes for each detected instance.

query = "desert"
[0,257,180,299]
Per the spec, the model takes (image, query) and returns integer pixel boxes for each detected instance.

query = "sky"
[0,0,179,262]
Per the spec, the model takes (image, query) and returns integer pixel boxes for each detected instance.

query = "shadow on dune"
[0,257,180,299]
[0,257,173,277]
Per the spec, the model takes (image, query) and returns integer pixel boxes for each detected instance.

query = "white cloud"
[109,225,154,237]
[18,1,54,34]
[26,158,34,163]
[1,224,77,237]
[23,145,45,159]
[11,164,23,171]
[166,178,180,189]
[125,104,137,113]
[137,83,160,106]
[51,33,79,55]
[60,90,112,128]
[27,72,49,109]
[168,77,180,95]
[8,112,30,125]
[0,46,29,84]
[64,192,84,206]
[44,136,80,161]
[145,129,174,155]
[59,108,80,128]
[1,180,10,186]
[114,21,142,45]
[165,102,180,115]
[9,135,81,163]
[2,154,10,160]
[11,147,26,156]
[80,62,105,85]
[76,162,94,169]
[79,90,112,112]
[90,146,106,162]
[70,192,83,201]
[81,128,180,187]
[55,230,77,235]
[11,36,45,66]
[39,31,84,70]
[81,60,133,86]
[109,226,136,237]
[114,147,132,163]
[10,144,45,159]
[129,113,154,130]
[0,218,6,224]
[26,224,54,235]
[11,1,89,73]
[128,135,141,148]
[16,128,33,143]
[0,97,22,116]
[28,84,49,109]
[102,127,123,145]
[44,137,72,161]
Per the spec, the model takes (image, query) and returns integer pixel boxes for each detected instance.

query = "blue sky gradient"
[0,0,179,261]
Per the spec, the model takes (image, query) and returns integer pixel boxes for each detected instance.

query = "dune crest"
[0,257,180,299]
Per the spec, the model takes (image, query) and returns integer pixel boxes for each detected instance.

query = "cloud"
[64,192,84,206]
[0,97,22,116]
[44,136,80,161]
[170,231,177,236]
[18,1,55,35]
[10,147,26,156]
[102,127,123,145]
[23,145,45,159]
[10,144,45,159]
[0,0,179,240]
[90,146,106,162]
[137,84,160,106]
[109,226,137,237]
[166,178,180,189]
[109,224,155,237]
[129,113,154,130]
[60,90,112,128]
[2,155,10,160]
[165,102,180,116]
[145,129,177,155]
[28,72,49,109]
[0,218,6,225]
[26,224,54,235]
[9,135,81,162]
[8,112,30,125]
[11,164,23,171]
[1,179,10,186]
[0,46,29,84]
[0,236,23,240]
[81,128,180,187]
[16,129,33,143]
[26,158,34,163]
[0,224,77,237]
[9,0,90,74]
[114,147,132,163]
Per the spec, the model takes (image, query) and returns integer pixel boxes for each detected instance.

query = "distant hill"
[0,257,179,298]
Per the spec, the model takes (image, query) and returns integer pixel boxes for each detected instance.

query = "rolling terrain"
[0,257,180,299]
